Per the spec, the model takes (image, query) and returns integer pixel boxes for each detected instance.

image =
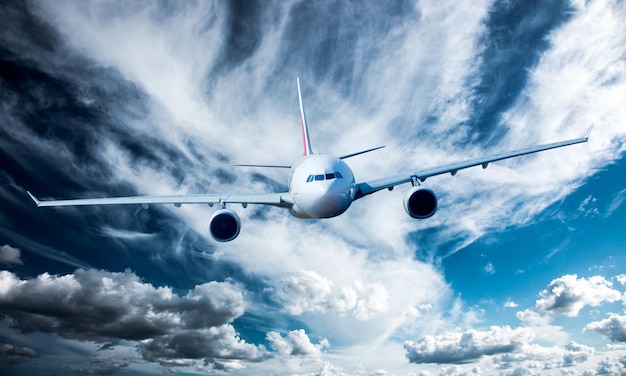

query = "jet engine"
[403,186,437,219]
[209,209,241,242]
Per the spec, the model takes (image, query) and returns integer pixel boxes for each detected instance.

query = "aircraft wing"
[27,191,293,209]
[354,131,591,200]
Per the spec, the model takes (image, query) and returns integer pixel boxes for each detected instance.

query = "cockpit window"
[306,171,345,182]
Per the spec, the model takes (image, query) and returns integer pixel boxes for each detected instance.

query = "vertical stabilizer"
[297,78,313,156]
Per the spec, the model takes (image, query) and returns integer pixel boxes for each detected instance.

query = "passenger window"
[335,171,343,179]
[306,175,314,183]
[325,173,335,180]
[315,174,325,181]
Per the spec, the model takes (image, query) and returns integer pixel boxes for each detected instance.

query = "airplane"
[27,78,591,242]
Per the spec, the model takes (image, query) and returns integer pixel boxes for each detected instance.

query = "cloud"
[577,195,600,217]
[0,343,38,365]
[272,270,389,320]
[591,355,626,375]
[483,262,495,275]
[63,358,130,375]
[97,227,156,240]
[267,329,329,357]
[315,362,351,376]
[0,269,271,368]
[493,342,594,371]
[0,245,23,265]
[605,189,626,218]
[404,326,534,364]
[0,230,91,270]
[585,314,626,342]
[2,0,626,374]
[404,330,594,374]
[138,325,269,368]
[520,274,622,319]
[0,269,244,339]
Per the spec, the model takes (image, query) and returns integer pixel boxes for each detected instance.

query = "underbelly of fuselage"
[290,188,353,218]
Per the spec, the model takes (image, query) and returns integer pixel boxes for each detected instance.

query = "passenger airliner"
[27,79,591,242]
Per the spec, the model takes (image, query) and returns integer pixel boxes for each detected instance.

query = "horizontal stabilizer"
[339,146,385,160]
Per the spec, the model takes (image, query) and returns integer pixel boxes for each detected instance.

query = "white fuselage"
[288,154,356,218]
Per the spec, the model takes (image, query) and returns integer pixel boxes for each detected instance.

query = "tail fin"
[297,78,313,156]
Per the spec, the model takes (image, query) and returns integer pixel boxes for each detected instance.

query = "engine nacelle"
[209,209,241,242]
[403,186,437,219]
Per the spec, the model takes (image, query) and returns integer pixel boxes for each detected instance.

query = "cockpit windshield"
[306,171,344,182]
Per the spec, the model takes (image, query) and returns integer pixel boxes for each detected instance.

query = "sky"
[1,0,626,375]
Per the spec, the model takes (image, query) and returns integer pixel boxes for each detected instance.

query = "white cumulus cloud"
[493,342,594,371]
[267,329,329,358]
[404,326,534,364]
[585,314,626,342]
[272,270,389,320]
[522,274,622,318]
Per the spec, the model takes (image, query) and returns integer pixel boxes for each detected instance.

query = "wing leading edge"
[27,191,293,209]
[354,129,591,200]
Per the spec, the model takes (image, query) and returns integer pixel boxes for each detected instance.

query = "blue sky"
[1,0,626,375]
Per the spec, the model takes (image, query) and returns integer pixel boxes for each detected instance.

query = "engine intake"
[403,186,437,219]
[209,209,241,242]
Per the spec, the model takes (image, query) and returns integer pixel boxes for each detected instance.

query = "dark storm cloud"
[468,0,574,141]
[0,269,244,341]
[0,268,273,368]
[63,358,130,375]
[0,343,38,365]
[138,326,269,365]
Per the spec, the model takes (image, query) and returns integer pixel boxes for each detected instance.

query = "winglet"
[297,78,313,156]
[585,124,594,140]
[26,191,41,207]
